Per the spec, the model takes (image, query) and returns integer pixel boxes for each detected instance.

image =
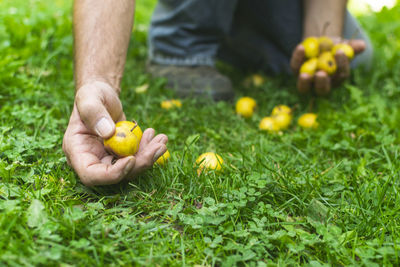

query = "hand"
[290,39,366,96]
[62,81,168,186]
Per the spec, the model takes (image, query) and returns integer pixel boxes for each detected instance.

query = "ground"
[1,0,400,266]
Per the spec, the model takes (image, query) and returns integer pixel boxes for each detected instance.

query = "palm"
[72,120,114,166]
[63,106,168,186]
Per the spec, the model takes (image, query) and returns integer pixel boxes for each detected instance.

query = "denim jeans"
[148,0,373,74]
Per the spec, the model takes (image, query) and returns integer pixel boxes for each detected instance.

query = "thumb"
[75,81,123,139]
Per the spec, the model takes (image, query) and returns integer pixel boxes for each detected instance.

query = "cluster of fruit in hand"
[235,97,319,132]
[300,36,354,77]
[104,120,170,166]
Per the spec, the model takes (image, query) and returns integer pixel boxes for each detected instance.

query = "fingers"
[84,156,136,186]
[127,130,168,177]
[297,73,313,94]
[70,144,136,186]
[75,81,124,139]
[314,71,331,96]
[118,112,127,123]
[139,128,156,148]
[348,39,366,55]
[290,44,305,74]
[333,50,350,86]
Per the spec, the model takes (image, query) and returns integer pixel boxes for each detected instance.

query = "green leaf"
[27,199,47,228]
[307,199,329,223]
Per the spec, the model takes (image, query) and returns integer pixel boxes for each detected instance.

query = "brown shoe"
[147,63,235,101]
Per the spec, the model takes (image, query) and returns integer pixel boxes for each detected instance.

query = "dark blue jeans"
[148,0,373,74]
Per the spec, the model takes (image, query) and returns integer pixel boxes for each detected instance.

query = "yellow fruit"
[236,97,257,118]
[156,150,170,166]
[196,152,224,174]
[300,58,318,76]
[318,36,334,52]
[259,117,280,132]
[271,105,292,117]
[317,52,337,75]
[332,43,354,60]
[298,113,319,129]
[273,113,292,130]
[104,120,142,157]
[171,99,182,108]
[135,83,149,94]
[161,99,182,110]
[251,74,265,87]
[302,37,320,58]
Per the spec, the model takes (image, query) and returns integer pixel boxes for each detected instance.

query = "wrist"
[75,79,121,95]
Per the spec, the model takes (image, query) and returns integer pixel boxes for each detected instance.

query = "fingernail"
[95,117,113,137]
[147,130,155,142]
[153,147,165,161]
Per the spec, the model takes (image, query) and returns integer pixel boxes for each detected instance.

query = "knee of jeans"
[344,11,374,70]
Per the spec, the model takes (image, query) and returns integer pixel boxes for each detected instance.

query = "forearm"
[303,0,347,38]
[73,0,135,92]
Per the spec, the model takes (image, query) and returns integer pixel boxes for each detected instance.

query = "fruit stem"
[130,120,138,132]
[349,28,361,42]
[322,22,330,36]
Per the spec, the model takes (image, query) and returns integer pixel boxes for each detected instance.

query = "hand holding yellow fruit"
[294,36,365,96]
[236,97,257,118]
[104,120,143,157]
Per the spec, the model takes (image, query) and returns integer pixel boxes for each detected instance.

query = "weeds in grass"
[0,0,400,266]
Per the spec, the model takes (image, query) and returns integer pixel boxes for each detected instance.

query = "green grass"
[1,0,400,266]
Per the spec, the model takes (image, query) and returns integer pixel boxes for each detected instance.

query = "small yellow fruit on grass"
[104,120,143,157]
[156,150,170,166]
[271,105,292,117]
[161,99,182,110]
[236,97,257,118]
[300,58,318,76]
[243,74,265,87]
[135,83,149,94]
[251,74,265,87]
[259,117,280,132]
[317,52,337,75]
[196,152,223,174]
[332,43,354,60]
[298,113,319,129]
[273,113,292,130]
[302,37,320,58]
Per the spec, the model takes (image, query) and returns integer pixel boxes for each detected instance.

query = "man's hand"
[62,81,168,186]
[291,40,366,96]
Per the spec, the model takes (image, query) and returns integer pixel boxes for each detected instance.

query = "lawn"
[1,0,400,266]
